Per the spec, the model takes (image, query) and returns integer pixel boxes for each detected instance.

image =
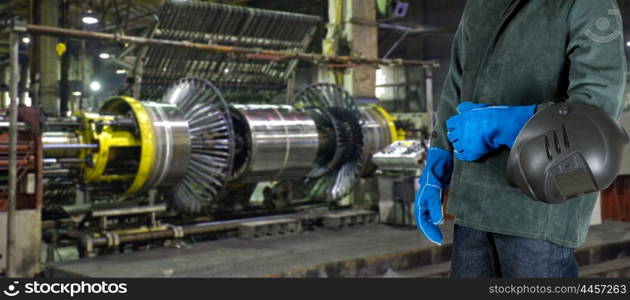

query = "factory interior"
[0,0,630,278]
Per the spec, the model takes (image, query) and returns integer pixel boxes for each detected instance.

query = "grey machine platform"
[46,220,630,278]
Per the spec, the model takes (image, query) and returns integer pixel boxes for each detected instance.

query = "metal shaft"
[42,143,98,149]
[6,31,19,278]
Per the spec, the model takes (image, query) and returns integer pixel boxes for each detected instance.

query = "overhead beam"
[21,24,439,68]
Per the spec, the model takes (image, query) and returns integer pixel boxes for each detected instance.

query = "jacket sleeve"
[565,0,626,118]
[430,19,467,152]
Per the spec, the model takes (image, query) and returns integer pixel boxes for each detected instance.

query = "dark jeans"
[450,224,578,278]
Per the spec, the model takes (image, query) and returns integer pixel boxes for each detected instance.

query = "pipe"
[61,201,153,216]
[78,212,315,252]
[23,24,439,68]
[43,158,86,164]
[379,23,458,35]
[91,204,166,218]
[0,144,30,151]
[82,221,240,250]
[42,169,71,176]
[43,116,80,125]
[6,30,19,277]
[425,68,434,127]
[41,130,96,158]
[42,137,97,159]
[41,218,75,230]
[59,0,69,115]
[0,121,26,128]
[42,143,97,149]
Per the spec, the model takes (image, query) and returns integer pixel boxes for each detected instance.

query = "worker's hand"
[446,102,536,161]
[414,147,453,246]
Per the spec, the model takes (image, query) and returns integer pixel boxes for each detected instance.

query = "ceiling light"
[21,36,30,44]
[99,53,110,59]
[82,11,98,25]
[90,81,101,91]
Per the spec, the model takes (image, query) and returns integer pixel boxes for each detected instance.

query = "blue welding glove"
[446,102,536,161]
[414,147,453,246]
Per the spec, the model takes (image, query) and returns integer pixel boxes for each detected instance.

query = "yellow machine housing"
[47,96,190,194]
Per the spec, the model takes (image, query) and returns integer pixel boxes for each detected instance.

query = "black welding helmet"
[507,103,629,204]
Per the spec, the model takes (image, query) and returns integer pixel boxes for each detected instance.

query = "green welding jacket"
[433,0,626,248]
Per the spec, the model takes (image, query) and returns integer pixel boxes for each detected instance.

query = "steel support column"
[343,0,378,98]
[6,30,19,278]
[34,0,60,115]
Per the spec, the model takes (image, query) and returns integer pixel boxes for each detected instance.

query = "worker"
[414,0,626,277]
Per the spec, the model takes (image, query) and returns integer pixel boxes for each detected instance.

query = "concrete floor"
[46,220,630,277]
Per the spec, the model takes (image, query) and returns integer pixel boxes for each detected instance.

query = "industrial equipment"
[372,139,427,226]
[136,0,321,99]
[0,78,406,271]
[0,0,437,277]
[11,78,400,216]
[0,107,43,275]
[372,140,425,172]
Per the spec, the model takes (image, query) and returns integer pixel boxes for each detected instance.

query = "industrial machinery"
[0,77,409,271]
[0,107,43,275]
[0,0,441,277]
[31,78,402,216]
[372,139,427,226]
[0,108,43,210]
[138,0,321,99]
